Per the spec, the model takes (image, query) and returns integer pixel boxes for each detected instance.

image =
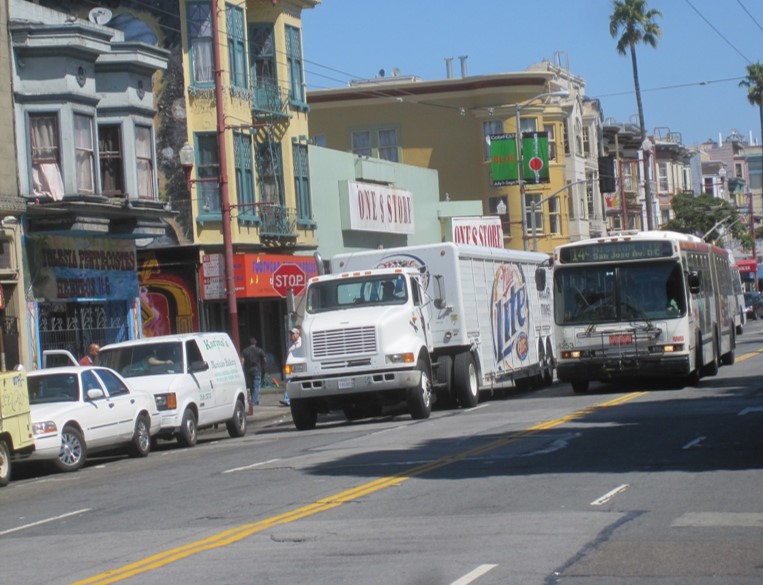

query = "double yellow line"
[74,391,647,585]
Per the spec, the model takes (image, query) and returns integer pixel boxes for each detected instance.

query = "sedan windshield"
[554,260,686,325]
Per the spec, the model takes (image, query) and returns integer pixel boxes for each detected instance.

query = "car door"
[78,369,123,449]
[91,368,137,444]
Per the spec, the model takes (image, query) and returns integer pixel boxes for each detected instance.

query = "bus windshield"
[554,260,686,325]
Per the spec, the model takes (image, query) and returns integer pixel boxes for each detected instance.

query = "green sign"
[522,131,550,184]
[490,133,518,187]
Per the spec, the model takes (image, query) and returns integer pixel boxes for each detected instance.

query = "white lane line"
[0,508,91,536]
[450,564,499,585]
[590,484,630,506]
[223,458,281,474]
[739,406,763,416]
[682,436,706,449]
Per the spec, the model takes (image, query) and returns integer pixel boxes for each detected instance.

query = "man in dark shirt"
[241,337,266,406]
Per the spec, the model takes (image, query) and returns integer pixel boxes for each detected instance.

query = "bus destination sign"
[559,240,674,264]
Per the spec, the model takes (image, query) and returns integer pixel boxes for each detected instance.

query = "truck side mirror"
[286,289,296,315]
[432,274,447,309]
[535,267,546,292]
[687,271,700,294]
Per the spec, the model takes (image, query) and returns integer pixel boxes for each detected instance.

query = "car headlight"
[32,421,57,436]
[154,393,177,410]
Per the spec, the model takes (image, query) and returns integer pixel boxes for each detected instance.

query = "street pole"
[211,0,239,349]
[530,178,590,251]
[515,104,527,251]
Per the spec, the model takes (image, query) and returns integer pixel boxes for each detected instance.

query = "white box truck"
[285,243,554,430]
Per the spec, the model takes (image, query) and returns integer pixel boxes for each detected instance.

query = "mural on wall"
[40,0,193,243]
[139,254,199,337]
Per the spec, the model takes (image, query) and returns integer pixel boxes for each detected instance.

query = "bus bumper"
[557,354,691,382]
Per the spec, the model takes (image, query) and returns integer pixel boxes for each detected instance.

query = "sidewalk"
[246,385,292,428]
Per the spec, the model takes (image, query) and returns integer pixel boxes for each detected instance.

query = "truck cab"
[285,267,434,430]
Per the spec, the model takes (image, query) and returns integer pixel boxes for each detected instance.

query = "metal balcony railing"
[252,82,290,119]
[258,203,297,240]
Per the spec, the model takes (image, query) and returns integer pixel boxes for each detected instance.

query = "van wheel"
[128,414,151,457]
[177,408,198,447]
[226,398,247,438]
[0,439,11,487]
[454,352,479,408]
[408,359,432,420]
[54,425,86,472]
[291,399,317,431]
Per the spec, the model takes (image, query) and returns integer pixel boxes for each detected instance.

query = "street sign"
[272,263,307,297]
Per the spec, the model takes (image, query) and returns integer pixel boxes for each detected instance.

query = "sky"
[301,0,763,147]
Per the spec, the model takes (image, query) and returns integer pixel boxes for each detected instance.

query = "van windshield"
[99,342,184,377]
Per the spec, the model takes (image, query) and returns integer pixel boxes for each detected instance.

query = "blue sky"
[302,0,763,147]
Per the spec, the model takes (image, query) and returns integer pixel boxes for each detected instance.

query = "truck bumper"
[287,368,421,400]
[557,354,691,382]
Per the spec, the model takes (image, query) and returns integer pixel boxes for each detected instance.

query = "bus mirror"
[535,267,546,291]
[687,271,700,294]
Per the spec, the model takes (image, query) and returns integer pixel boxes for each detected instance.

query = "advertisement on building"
[449,216,505,249]
[344,181,415,235]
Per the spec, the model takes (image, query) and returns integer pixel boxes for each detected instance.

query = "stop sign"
[272,263,307,297]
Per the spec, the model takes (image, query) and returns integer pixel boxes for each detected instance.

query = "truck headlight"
[154,393,177,411]
[32,421,57,436]
[284,363,306,375]
[386,352,415,364]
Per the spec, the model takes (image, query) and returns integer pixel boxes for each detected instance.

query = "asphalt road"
[2,323,763,585]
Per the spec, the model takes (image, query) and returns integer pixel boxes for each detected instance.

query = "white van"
[98,333,247,447]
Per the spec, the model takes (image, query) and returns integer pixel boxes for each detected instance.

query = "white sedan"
[26,366,161,472]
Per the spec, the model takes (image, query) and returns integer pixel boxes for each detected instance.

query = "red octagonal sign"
[272,263,307,297]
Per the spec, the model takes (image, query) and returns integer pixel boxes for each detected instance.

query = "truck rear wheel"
[408,359,432,420]
[291,399,317,430]
[0,439,11,487]
[571,380,589,394]
[454,352,479,408]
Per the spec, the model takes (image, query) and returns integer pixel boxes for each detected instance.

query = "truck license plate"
[338,379,354,389]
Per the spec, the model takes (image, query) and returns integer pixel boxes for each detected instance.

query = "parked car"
[25,366,161,472]
[744,291,763,320]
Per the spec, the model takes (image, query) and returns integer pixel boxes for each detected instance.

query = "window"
[483,120,503,160]
[548,195,561,235]
[98,124,124,196]
[586,177,595,218]
[226,4,247,90]
[96,368,129,397]
[526,193,543,237]
[188,2,213,86]
[249,24,276,90]
[622,161,635,192]
[30,113,64,200]
[562,120,570,156]
[293,142,312,223]
[519,117,536,134]
[543,123,556,160]
[351,128,399,161]
[196,133,220,213]
[233,132,255,216]
[285,25,305,105]
[135,126,155,199]
[255,141,283,205]
[74,113,95,195]
[574,120,583,156]
[582,126,591,157]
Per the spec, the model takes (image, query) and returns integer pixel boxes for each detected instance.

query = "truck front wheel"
[291,399,317,430]
[408,359,432,420]
[454,352,479,408]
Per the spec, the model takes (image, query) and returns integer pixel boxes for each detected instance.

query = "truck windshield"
[306,274,407,313]
[554,260,686,325]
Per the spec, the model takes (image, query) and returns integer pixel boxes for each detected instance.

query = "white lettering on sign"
[451,217,505,249]
[347,181,415,234]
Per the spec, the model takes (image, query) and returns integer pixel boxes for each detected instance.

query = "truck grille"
[311,326,377,359]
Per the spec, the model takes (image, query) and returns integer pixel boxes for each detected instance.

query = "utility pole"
[211,0,239,349]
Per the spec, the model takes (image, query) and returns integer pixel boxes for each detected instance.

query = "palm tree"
[739,61,763,259]
[610,0,662,230]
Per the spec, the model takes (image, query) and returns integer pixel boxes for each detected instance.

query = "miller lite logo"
[491,263,530,367]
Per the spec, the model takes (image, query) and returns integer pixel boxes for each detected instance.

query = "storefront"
[737,258,758,291]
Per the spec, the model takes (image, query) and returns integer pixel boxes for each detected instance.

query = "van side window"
[186,341,203,370]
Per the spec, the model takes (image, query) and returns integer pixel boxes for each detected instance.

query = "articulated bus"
[552,231,737,393]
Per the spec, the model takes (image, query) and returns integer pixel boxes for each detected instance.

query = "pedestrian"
[280,327,301,406]
[79,343,100,366]
[241,336,266,406]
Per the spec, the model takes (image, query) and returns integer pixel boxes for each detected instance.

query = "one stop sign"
[272,263,307,297]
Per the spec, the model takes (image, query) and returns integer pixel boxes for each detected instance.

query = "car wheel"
[453,352,479,408]
[290,399,317,431]
[408,359,432,420]
[226,398,247,438]
[128,414,152,458]
[53,425,86,472]
[177,408,198,447]
[0,439,11,487]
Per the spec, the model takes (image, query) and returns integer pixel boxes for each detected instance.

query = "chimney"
[459,55,468,78]
[445,57,453,79]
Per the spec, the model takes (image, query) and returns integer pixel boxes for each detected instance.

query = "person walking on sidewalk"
[241,337,266,406]
[280,327,301,406]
